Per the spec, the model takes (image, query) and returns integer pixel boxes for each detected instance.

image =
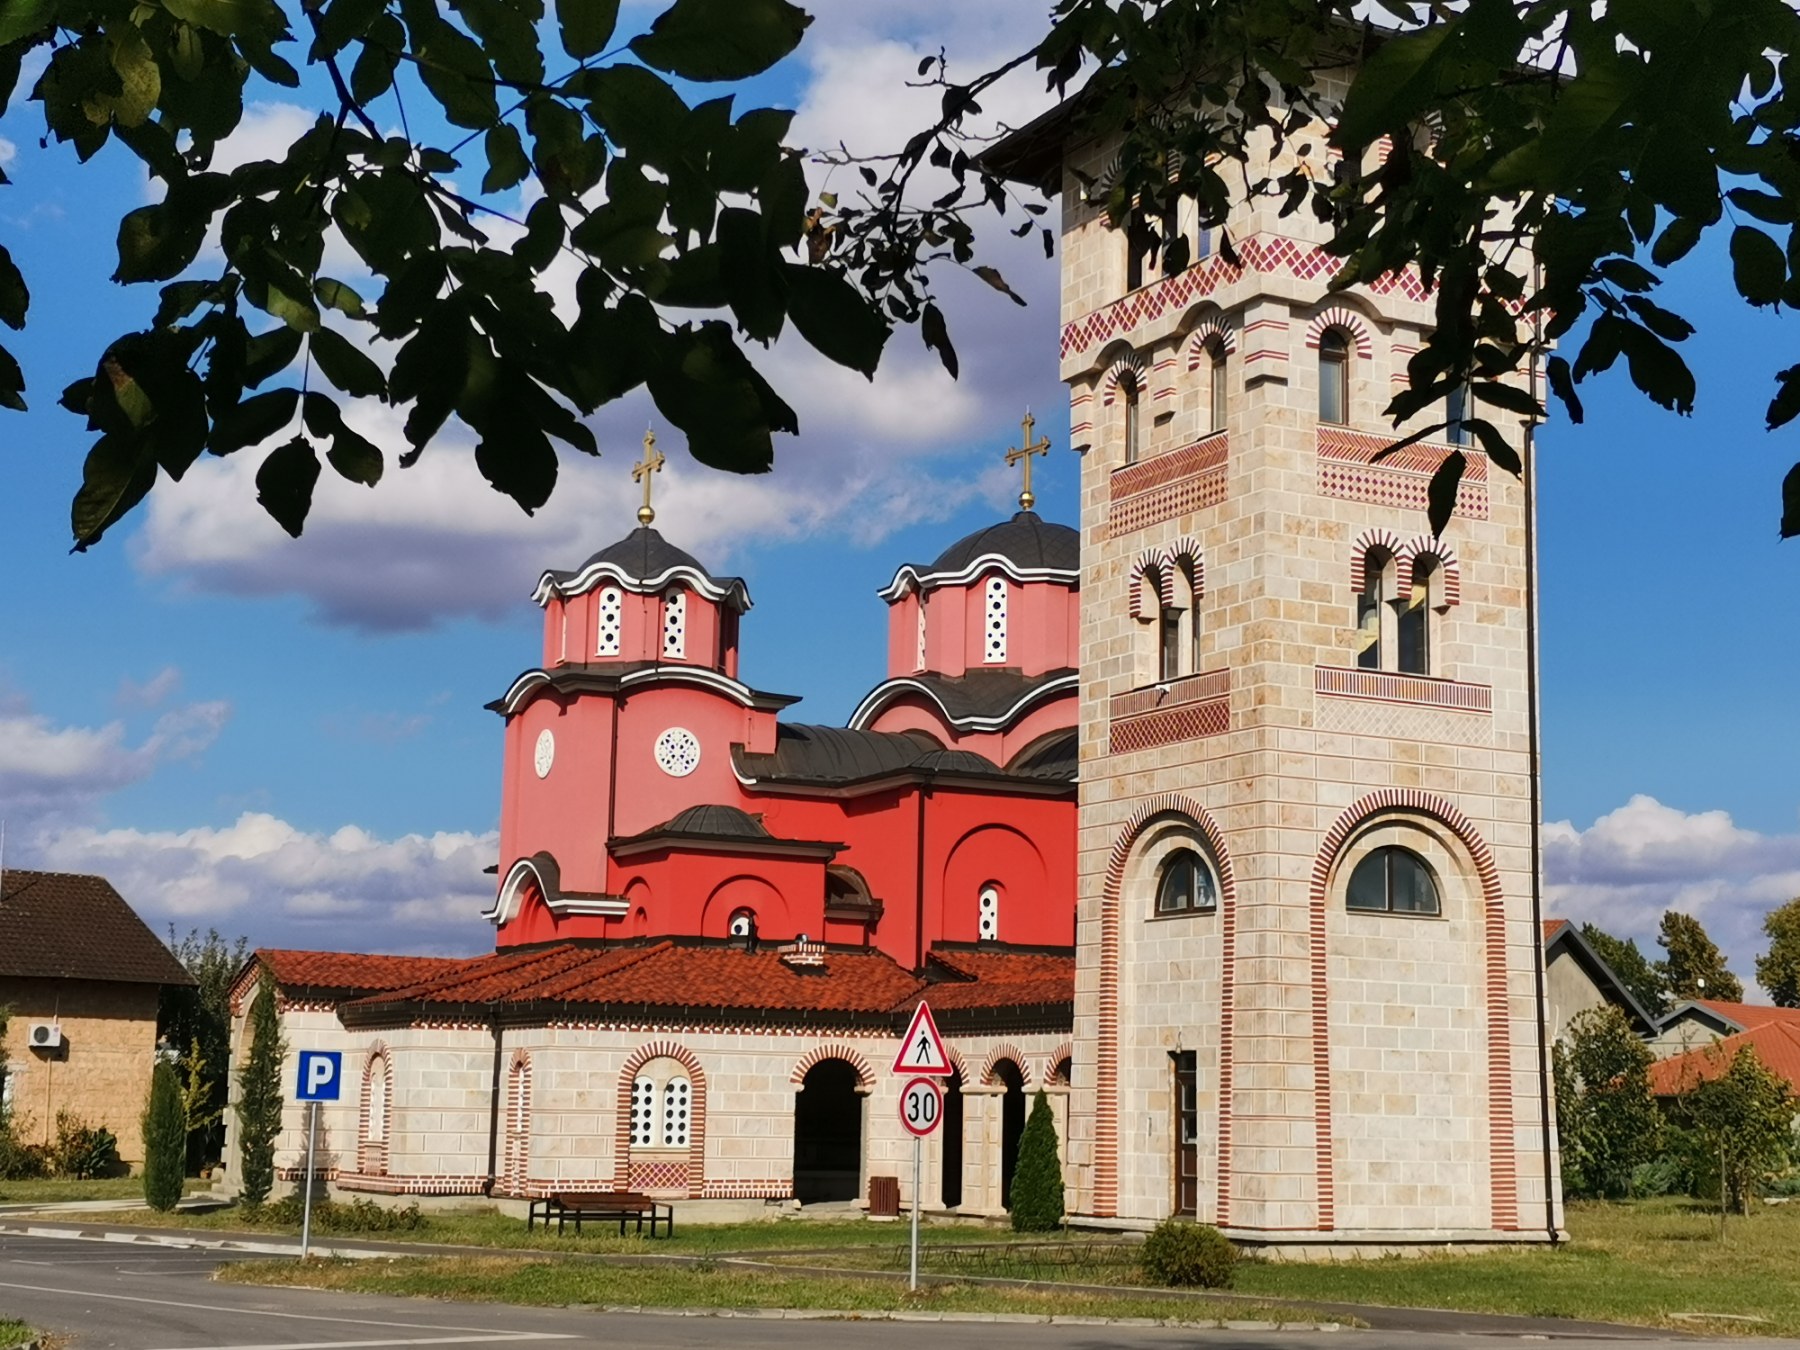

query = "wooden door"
[1173,1052,1198,1217]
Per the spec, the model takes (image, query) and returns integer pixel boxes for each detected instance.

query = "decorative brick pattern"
[1183,320,1238,364]
[1348,527,1402,594]
[356,1043,392,1178]
[789,1043,876,1090]
[1122,535,1208,617]
[1240,316,1291,380]
[1303,307,1374,358]
[700,1178,794,1199]
[1109,669,1230,720]
[1060,235,1427,361]
[1314,691,1496,747]
[629,1159,689,1192]
[1317,426,1489,519]
[1307,791,1519,1233]
[1314,666,1492,713]
[1042,1041,1074,1084]
[1395,535,1462,608]
[1095,795,1239,1219]
[614,1041,707,1197]
[332,1173,488,1196]
[979,1043,1034,1087]
[1100,351,1149,404]
[1108,694,1231,754]
[499,1048,531,1197]
[1109,436,1228,536]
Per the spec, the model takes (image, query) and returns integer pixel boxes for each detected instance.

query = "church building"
[229,44,1563,1248]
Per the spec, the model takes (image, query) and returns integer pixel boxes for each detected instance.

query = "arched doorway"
[793,1059,862,1203]
[941,1070,964,1208]
[995,1059,1025,1210]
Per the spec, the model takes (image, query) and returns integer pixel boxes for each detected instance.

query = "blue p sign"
[296,1050,343,1102]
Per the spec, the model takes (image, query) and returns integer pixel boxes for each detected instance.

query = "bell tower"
[986,69,1557,1246]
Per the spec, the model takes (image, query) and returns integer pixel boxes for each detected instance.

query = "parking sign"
[296,1050,343,1102]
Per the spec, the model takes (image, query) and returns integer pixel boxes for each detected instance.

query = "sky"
[0,2,1796,992]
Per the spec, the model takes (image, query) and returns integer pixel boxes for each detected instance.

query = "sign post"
[891,1003,950,1292]
[295,1050,343,1259]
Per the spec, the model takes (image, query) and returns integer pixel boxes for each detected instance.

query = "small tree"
[162,929,250,1170]
[235,971,285,1207]
[1755,898,1800,1009]
[141,1059,187,1212]
[1009,1088,1064,1232]
[1669,1045,1798,1224]
[1658,911,1744,1003]
[1553,1006,1659,1198]
[1579,923,1668,1018]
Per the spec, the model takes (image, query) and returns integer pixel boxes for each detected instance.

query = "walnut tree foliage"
[1580,922,1667,1018]
[1551,1004,1658,1199]
[4,0,1800,544]
[1756,897,1800,1009]
[1657,910,1744,1004]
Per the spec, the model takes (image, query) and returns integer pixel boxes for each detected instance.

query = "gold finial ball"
[638,505,656,525]
[1019,491,1035,511]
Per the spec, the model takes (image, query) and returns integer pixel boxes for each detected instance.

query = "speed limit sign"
[898,1076,943,1138]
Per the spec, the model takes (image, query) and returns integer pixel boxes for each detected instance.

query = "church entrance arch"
[941,1069,965,1208]
[995,1059,1026,1209]
[793,1059,863,1204]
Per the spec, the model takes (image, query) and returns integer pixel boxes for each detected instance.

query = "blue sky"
[0,1,1796,987]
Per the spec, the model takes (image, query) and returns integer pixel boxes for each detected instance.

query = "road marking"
[145,1338,574,1349]
[0,1278,574,1340]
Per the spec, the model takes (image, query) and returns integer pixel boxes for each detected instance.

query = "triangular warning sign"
[892,1000,952,1076]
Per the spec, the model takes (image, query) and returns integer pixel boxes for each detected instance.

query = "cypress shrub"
[1140,1219,1238,1288]
[141,1059,187,1211]
[236,971,285,1207]
[1009,1088,1065,1232]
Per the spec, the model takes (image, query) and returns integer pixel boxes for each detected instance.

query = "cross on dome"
[633,428,666,526]
[1003,410,1051,511]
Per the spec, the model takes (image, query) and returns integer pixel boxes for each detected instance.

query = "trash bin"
[868,1174,901,1217]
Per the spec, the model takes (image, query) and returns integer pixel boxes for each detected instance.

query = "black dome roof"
[547,526,733,588]
[661,805,770,838]
[930,511,1078,574]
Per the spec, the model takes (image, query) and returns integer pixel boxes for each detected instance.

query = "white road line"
[144,1338,574,1349]
[0,1278,575,1339]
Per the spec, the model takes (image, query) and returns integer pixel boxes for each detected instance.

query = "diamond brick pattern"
[1317,426,1489,519]
[1108,434,1228,536]
[1108,696,1230,754]
[1109,668,1230,720]
[629,1160,689,1192]
[1314,692,1495,747]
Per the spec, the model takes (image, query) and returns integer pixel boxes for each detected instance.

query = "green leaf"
[350,13,404,103]
[1783,462,1800,540]
[716,207,783,342]
[555,0,619,58]
[1731,226,1786,307]
[107,26,162,127]
[921,301,957,380]
[114,203,209,284]
[1622,295,1695,344]
[781,263,887,378]
[71,432,158,550]
[1334,21,1454,147]
[327,423,384,486]
[1464,417,1521,477]
[0,340,25,412]
[310,327,387,398]
[1616,320,1695,414]
[1470,379,1543,420]
[972,264,1026,306]
[255,435,321,537]
[1426,448,1466,537]
[161,0,285,39]
[314,277,366,319]
[483,123,530,194]
[0,245,27,329]
[210,386,298,454]
[0,0,54,44]
[629,0,811,82]
[1546,354,1584,424]
[1727,188,1795,226]
[475,424,557,512]
[408,16,501,129]
[243,325,302,387]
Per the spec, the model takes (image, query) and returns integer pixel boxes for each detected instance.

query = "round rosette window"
[653,727,701,777]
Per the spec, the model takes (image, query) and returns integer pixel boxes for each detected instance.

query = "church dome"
[552,526,718,588]
[930,511,1079,575]
[913,748,1002,776]
[660,804,771,838]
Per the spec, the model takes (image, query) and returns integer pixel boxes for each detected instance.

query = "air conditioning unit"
[28,1022,62,1050]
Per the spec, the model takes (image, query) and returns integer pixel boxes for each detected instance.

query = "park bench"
[527,1191,674,1237]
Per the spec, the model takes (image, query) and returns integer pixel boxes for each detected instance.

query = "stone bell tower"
[985,65,1559,1247]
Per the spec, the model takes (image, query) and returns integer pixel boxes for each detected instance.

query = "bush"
[1628,1157,1684,1199]
[51,1113,118,1179]
[1009,1089,1065,1232]
[0,1116,50,1181]
[1139,1219,1238,1288]
[246,1194,426,1233]
[142,1059,188,1211]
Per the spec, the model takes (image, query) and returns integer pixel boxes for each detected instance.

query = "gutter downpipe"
[1525,261,1559,1245]
[484,1010,505,1196]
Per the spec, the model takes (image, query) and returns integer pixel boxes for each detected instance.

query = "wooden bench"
[527,1191,674,1237]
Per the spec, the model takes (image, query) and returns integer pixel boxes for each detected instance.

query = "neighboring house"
[0,869,194,1168]
[1648,1019,1800,1100]
[1651,1000,1800,1059]
[1541,920,1659,1043]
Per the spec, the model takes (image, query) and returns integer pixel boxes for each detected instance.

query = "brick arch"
[1394,535,1461,609]
[1128,551,1170,620]
[943,1045,971,1082]
[357,1041,394,1177]
[1307,790,1517,1233]
[1099,351,1149,406]
[1349,527,1402,594]
[1303,306,1374,358]
[1042,1041,1074,1086]
[500,1049,532,1196]
[789,1043,876,1091]
[1164,537,1204,600]
[1183,318,1237,367]
[979,1044,1032,1087]
[1095,793,1239,1222]
[614,1040,708,1196]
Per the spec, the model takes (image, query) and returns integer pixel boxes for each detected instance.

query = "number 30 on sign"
[899,1076,943,1138]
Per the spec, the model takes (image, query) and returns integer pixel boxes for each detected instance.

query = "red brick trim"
[1395,534,1462,609]
[1042,1041,1074,1085]
[1096,795,1238,1220]
[978,1044,1033,1087]
[615,1041,707,1198]
[1308,790,1519,1233]
[1183,320,1237,368]
[1303,307,1374,358]
[790,1043,877,1090]
[498,1049,532,1197]
[356,1042,392,1178]
[332,1172,487,1196]
[1128,551,1166,621]
[1100,352,1149,406]
[1348,527,1401,595]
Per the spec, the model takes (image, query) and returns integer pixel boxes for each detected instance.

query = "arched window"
[915,599,927,671]
[1158,600,1182,681]
[728,908,756,938]
[983,576,1008,664]
[1155,849,1219,915]
[1207,339,1229,433]
[1120,370,1142,464]
[630,1056,697,1148]
[1446,382,1471,446]
[1346,845,1441,915]
[1398,556,1435,675]
[1356,549,1390,671]
[596,586,623,656]
[978,885,1000,942]
[1318,329,1350,425]
[662,588,687,658]
[662,1077,692,1148]
[629,1074,657,1147]
[367,1058,388,1143]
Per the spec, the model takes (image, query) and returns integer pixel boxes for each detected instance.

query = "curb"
[0,1223,389,1261]
[562,1304,1342,1330]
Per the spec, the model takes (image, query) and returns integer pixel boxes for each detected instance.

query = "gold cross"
[1003,411,1052,511]
[632,428,665,526]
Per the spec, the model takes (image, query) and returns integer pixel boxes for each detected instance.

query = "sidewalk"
[0,1215,1674,1340]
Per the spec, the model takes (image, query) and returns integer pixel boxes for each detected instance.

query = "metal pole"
[909,1132,921,1291]
[300,1100,318,1259]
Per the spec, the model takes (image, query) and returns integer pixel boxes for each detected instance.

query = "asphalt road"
[0,1231,1792,1350]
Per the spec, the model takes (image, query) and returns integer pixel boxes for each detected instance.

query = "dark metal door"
[1174,1052,1198,1217]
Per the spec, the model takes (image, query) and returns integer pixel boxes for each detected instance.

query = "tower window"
[978,885,999,942]
[596,587,623,656]
[661,588,686,658]
[1346,845,1440,915]
[728,908,756,938]
[1397,557,1435,675]
[1155,849,1218,915]
[1318,329,1350,425]
[1120,371,1142,464]
[1446,382,1471,446]
[1356,550,1388,671]
[1159,605,1182,682]
[984,576,1008,664]
[1208,341,1229,434]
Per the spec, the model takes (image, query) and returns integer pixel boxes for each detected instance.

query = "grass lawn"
[215,1255,1315,1324]
[0,1320,32,1348]
[0,1177,188,1204]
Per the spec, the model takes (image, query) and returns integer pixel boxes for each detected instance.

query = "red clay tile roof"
[1649,1021,1800,1097]
[1685,999,1800,1030]
[0,869,191,986]
[1543,919,1569,942]
[255,949,477,994]
[924,949,1075,1009]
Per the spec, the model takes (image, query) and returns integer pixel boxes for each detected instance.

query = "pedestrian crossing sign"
[891,1000,951,1076]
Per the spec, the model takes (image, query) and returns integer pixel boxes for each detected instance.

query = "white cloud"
[116,666,183,710]
[1544,795,1800,996]
[31,812,495,956]
[0,136,16,167]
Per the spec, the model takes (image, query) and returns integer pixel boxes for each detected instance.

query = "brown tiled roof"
[924,949,1075,1009]
[1543,918,1569,942]
[1649,1021,1800,1097]
[255,949,478,994]
[1687,999,1800,1031]
[0,869,191,986]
